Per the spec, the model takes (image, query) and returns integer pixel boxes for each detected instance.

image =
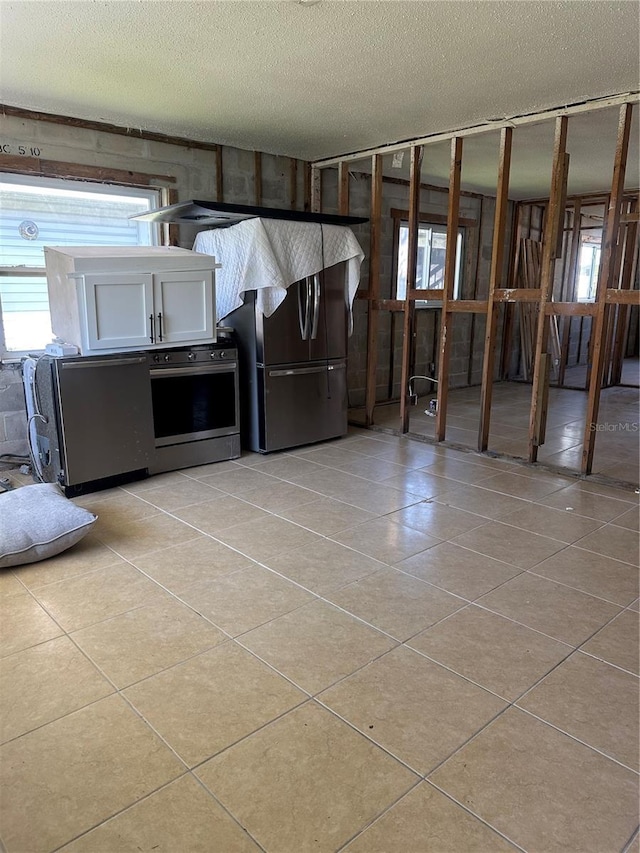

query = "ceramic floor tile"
[178,564,315,636]
[10,533,126,590]
[368,443,440,468]
[196,702,417,853]
[261,539,387,594]
[419,457,496,485]
[71,597,226,687]
[333,455,412,482]
[121,470,193,493]
[180,460,245,478]
[198,467,281,496]
[1,592,64,657]
[59,775,260,852]
[130,537,253,594]
[213,515,323,561]
[277,496,375,535]
[0,571,26,599]
[612,506,640,531]
[397,541,523,600]
[74,491,162,524]
[408,605,571,701]
[574,524,640,566]
[129,478,225,511]
[539,485,636,521]
[285,467,370,496]
[124,643,305,767]
[477,571,622,646]
[237,480,321,512]
[387,501,488,540]
[499,503,604,543]
[479,471,571,500]
[381,470,455,499]
[343,782,516,852]
[320,642,507,773]
[518,652,639,769]
[434,484,530,519]
[531,545,639,606]
[239,599,397,694]
[331,517,441,564]
[0,635,114,743]
[250,455,329,480]
[327,568,465,641]
[451,521,565,569]
[32,563,170,632]
[328,480,424,515]
[581,610,640,675]
[171,496,271,535]
[94,513,203,560]
[0,694,184,853]
[431,708,639,853]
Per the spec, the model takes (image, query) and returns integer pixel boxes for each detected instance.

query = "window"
[395,222,463,302]
[576,241,601,302]
[0,175,160,354]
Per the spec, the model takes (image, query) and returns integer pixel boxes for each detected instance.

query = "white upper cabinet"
[45,246,219,354]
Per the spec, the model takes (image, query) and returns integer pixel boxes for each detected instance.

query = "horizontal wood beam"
[449,300,489,313]
[0,154,175,185]
[408,288,445,301]
[605,289,640,305]
[494,288,542,302]
[0,103,220,152]
[544,302,597,316]
[390,208,477,227]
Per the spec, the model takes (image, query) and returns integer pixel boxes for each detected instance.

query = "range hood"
[130,200,367,229]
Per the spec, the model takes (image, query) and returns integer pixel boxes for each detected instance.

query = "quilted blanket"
[193,218,365,320]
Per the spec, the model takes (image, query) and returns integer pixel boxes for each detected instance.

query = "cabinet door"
[153,270,215,344]
[83,273,154,350]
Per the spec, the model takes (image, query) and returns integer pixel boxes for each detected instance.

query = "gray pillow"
[0,483,97,569]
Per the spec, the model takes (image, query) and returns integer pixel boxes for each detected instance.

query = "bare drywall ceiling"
[0,0,638,170]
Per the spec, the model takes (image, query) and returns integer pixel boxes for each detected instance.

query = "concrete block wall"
[0,114,305,460]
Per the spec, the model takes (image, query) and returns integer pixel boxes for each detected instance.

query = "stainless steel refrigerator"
[227,262,349,453]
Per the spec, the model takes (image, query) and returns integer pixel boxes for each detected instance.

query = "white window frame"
[0,173,161,358]
[395,221,464,304]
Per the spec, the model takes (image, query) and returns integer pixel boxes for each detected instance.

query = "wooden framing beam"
[161,188,179,247]
[310,164,321,212]
[528,116,569,460]
[604,289,640,305]
[478,127,513,451]
[215,147,224,201]
[494,288,542,302]
[582,103,634,473]
[611,198,639,383]
[303,162,312,212]
[435,137,463,441]
[0,153,175,186]
[450,300,489,313]
[290,159,298,209]
[400,146,423,432]
[558,201,582,385]
[254,152,262,205]
[338,162,350,215]
[364,155,383,425]
[545,302,598,316]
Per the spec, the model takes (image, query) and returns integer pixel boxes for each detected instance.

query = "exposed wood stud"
[162,188,179,246]
[303,162,312,211]
[290,159,298,209]
[435,137,463,442]
[215,147,224,201]
[364,155,383,426]
[254,151,262,206]
[338,162,350,215]
[528,116,569,461]
[400,146,423,433]
[310,165,321,212]
[582,103,634,474]
[478,127,513,451]
[558,201,582,385]
[611,198,639,384]
[468,196,485,385]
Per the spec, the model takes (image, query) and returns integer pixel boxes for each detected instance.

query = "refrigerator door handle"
[310,273,320,340]
[269,364,342,378]
[347,300,354,337]
[298,279,310,340]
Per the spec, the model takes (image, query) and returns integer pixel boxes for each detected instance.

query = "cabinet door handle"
[157,312,163,341]
[149,314,155,343]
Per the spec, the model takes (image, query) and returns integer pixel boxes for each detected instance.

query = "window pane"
[0,175,159,352]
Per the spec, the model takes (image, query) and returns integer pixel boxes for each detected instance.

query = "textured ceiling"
[0,0,638,197]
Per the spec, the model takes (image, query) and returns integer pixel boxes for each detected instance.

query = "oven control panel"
[148,345,237,366]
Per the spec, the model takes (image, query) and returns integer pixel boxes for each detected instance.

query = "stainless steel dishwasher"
[29,352,155,494]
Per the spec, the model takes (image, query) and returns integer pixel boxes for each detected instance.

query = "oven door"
[150,362,239,447]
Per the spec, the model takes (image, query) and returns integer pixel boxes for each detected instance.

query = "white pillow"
[0,483,97,569]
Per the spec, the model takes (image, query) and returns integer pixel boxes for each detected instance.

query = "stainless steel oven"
[147,343,241,474]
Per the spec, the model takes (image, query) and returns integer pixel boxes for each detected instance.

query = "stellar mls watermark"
[589,422,639,432]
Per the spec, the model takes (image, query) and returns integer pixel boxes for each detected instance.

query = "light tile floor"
[1,429,639,853]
